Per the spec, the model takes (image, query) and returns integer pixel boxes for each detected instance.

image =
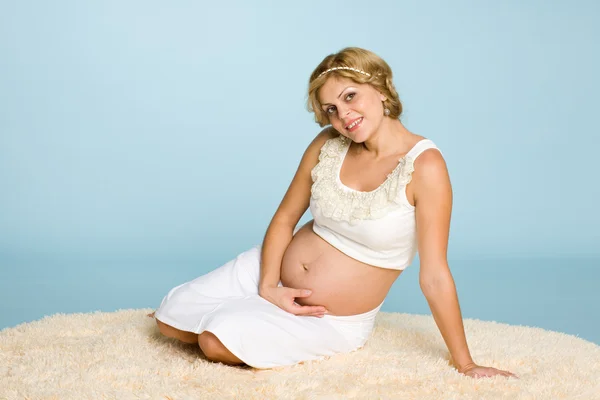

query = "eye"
[345,93,355,101]
[326,106,337,115]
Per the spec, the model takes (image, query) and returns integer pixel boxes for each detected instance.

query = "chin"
[335,131,353,141]
[335,125,370,143]
[349,129,372,143]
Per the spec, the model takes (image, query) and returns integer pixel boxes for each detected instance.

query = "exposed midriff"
[280,220,402,316]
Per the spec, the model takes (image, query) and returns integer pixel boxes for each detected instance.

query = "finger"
[289,301,327,312]
[504,371,519,379]
[303,313,325,318]
[302,310,326,316]
[496,371,514,379]
[293,307,327,316]
[290,303,325,316]
[293,289,314,298]
[291,304,327,315]
[502,369,518,377]
[494,369,512,377]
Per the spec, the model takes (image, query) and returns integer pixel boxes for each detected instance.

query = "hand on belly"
[280,260,344,309]
[259,285,328,318]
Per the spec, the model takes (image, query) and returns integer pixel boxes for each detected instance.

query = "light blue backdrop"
[1,1,598,344]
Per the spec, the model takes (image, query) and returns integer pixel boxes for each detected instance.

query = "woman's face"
[318,76,387,142]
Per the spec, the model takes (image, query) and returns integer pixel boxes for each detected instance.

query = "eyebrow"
[321,86,355,107]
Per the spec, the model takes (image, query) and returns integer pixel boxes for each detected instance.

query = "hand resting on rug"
[458,362,518,379]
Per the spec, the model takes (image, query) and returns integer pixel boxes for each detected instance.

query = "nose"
[337,103,351,118]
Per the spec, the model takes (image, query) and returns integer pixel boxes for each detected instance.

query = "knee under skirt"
[154,245,383,369]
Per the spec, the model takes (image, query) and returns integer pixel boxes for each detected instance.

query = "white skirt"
[154,245,383,369]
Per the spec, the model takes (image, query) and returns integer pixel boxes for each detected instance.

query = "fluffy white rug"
[1,309,598,400]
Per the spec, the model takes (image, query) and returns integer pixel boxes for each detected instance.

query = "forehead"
[318,76,362,103]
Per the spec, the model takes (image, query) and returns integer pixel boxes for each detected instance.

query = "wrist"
[259,284,277,297]
[457,361,477,373]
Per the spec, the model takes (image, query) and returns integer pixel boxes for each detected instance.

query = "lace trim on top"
[310,136,415,225]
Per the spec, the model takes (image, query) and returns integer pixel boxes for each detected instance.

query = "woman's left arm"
[412,149,516,379]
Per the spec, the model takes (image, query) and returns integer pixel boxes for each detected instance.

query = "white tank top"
[309,135,442,270]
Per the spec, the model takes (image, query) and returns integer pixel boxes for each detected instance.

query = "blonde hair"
[307,47,403,127]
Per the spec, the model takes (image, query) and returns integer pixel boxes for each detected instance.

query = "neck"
[358,119,410,158]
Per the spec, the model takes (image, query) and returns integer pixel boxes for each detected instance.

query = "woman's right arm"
[258,127,337,316]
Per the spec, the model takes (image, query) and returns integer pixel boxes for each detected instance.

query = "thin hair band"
[317,66,371,79]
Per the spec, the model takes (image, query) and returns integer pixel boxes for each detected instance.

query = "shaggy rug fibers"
[0,309,599,400]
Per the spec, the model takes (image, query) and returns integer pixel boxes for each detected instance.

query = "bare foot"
[147,311,155,318]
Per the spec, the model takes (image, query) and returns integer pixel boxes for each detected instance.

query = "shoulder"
[314,126,340,145]
[295,126,340,172]
[305,126,340,154]
[413,145,446,173]
[411,141,451,200]
[408,136,446,174]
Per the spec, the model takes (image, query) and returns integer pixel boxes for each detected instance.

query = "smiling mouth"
[346,117,363,131]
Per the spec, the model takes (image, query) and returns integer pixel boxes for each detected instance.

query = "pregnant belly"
[280,221,402,316]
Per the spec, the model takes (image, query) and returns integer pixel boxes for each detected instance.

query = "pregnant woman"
[151,47,516,379]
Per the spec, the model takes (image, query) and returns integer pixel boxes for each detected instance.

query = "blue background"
[1,1,598,344]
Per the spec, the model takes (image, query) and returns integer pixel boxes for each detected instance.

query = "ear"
[379,92,387,102]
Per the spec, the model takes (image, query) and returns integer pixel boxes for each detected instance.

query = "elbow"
[419,269,454,295]
[419,279,435,294]
[419,279,442,297]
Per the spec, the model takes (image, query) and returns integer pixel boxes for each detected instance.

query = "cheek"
[357,99,373,114]
[327,114,341,127]
[328,118,345,134]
